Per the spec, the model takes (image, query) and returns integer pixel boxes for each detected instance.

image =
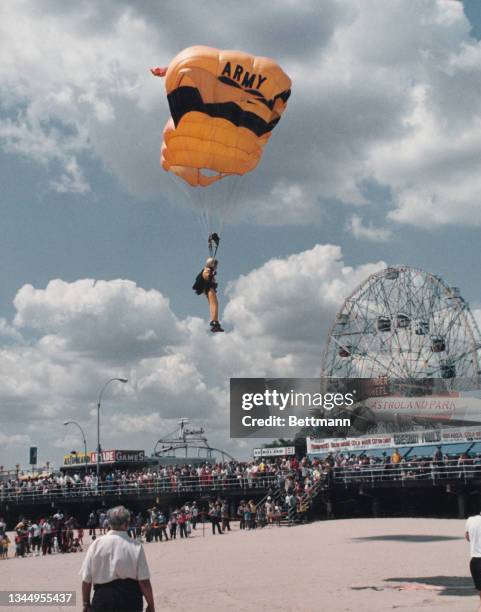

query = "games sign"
[114,450,145,462]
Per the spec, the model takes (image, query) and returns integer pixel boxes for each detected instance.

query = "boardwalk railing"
[0,474,281,504]
[3,461,479,503]
[331,461,481,485]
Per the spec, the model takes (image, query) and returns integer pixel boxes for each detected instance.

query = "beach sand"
[1,518,476,611]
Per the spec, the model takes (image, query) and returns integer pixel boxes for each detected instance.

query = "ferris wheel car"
[377,316,391,332]
[385,268,399,280]
[440,359,456,379]
[396,314,411,329]
[446,287,465,305]
[415,320,429,335]
[431,337,446,353]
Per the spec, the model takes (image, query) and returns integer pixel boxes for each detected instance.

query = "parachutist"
[155,47,291,333]
[192,257,224,333]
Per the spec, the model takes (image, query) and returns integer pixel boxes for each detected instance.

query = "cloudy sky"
[1,0,481,468]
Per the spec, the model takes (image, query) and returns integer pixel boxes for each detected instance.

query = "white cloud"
[346,214,393,242]
[224,244,386,365]
[0,1,163,194]
[13,279,185,361]
[0,244,385,466]
[1,1,480,226]
[0,432,30,448]
[0,318,23,343]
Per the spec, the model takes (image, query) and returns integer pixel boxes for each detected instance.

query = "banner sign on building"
[307,425,481,455]
[89,450,116,464]
[253,446,295,458]
[63,452,90,466]
[307,436,392,454]
[64,450,145,466]
[114,450,145,462]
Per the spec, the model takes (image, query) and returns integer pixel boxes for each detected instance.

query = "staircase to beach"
[257,473,328,526]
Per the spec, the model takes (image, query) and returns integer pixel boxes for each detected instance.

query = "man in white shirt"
[80,506,155,612]
[465,512,481,607]
[30,522,41,556]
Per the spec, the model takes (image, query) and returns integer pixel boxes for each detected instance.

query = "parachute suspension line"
[201,210,210,246]
[197,187,211,251]
[166,171,208,240]
[196,209,209,244]
[219,173,243,235]
[214,173,243,257]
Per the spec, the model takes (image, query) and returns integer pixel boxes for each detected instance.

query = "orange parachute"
[153,45,291,188]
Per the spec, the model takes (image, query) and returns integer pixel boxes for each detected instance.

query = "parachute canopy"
[155,46,291,187]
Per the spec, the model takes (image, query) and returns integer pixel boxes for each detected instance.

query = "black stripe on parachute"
[167,86,282,136]
[218,76,291,109]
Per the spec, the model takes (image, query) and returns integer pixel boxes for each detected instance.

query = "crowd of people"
[0,512,83,559]
[0,497,250,560]
[327,447,481,482]
[1,448,479,503]
[0,456,321,500]
[87,503,205,541]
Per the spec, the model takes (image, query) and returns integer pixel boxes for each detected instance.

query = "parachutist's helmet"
[206,257,218,268]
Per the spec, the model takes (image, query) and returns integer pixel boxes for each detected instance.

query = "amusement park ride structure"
[322,265,481,385]
[153,418,235,464]
[319,265,481,435]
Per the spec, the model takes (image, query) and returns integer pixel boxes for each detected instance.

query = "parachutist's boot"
[210,321,224,333]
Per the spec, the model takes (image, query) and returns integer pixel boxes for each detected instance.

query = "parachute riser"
[208,232,220,258]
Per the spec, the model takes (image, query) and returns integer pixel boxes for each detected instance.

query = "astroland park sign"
[63,449,145,466]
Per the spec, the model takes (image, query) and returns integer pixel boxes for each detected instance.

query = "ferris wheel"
[321,266,481,389]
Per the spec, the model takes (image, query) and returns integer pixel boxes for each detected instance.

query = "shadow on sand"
[352,576,474,598]
[352,534,461,543]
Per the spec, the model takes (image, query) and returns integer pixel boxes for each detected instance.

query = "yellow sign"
[63,452,90,466]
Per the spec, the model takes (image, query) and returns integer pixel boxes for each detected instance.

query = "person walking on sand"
[80,506,155,612]
[465,510,481,610]
[209,502,223,535]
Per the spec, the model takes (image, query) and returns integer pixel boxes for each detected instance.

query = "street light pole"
[96,378,128,481]
[63,421,88,468]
